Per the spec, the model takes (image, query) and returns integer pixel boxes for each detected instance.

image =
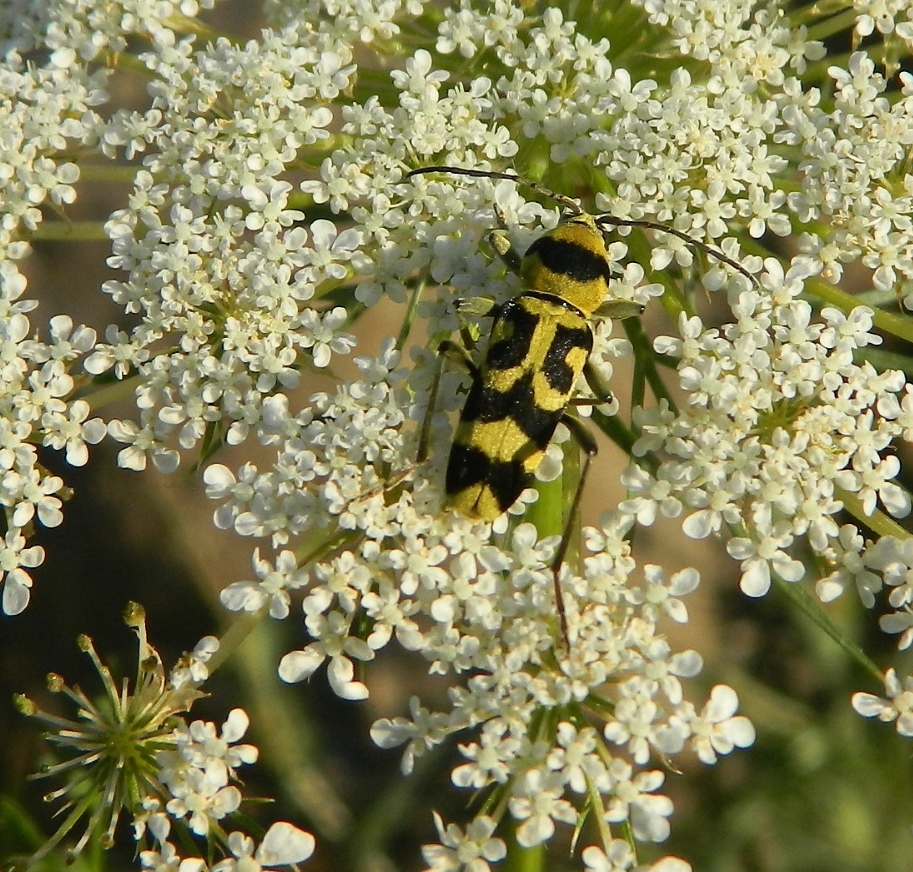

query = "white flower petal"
[256,822,316,865]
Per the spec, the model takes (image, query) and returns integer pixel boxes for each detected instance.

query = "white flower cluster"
[153,4,910,866]
[0,13,195,617]
[0,50,106,253]
[169,634,220,689]
[363,532,755,863]
[851,0,913,39]
[631,6,913,300]
[139,819,315,872]
[96,26,363,472]
[638,0,823,83]
[624,270,909,598]
[156,709,258,835]
[787,53,913,296]
[0,47,110,604]
[859,535,913,650]
[265,0,424,43]
[0,290,106,613]
[0,0,218,59]
[17,607,313,869]
[140,708,315,869]
[203,339,410,557]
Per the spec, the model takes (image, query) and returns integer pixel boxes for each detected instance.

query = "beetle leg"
[550,413,599,644]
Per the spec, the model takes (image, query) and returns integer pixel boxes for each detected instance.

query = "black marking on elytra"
[446,442,490,491]
[542,321,593,393]
[459,372,562,446]
[445,442,528,511]
[509,390,563,446]
[487,299,537,370]
[525,235,611,285]
[486,456,529,511]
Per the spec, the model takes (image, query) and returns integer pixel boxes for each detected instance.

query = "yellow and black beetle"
[408,166,753,638]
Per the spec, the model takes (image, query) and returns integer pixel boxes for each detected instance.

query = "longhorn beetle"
[407,166,755,641]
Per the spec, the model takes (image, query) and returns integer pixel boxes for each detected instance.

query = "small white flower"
[508,770,578,846]
[211,823,315,870]
[170,635,219,689]
[278,625,373,701]
[421,812,506,872]
[852,669,913,737]
[582,842,692,872]
[603,762,673,843]
[256,821,316,865]
[0,529,44,615]
[686,686,756,764]
[160,709,258,835]
[221,549,308,619]
[641,565,700,623]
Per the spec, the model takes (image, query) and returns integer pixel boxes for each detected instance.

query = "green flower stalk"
[13,605,312,869]
[14,605,201,862]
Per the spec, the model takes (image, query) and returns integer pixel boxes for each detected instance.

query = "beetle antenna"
[593,215,758,286]
[407,165,583,215]
[407,165,758,286]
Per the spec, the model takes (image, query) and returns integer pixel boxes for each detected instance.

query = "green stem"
[590,410,660,476]
[586,772,614,852]
[32,221,110,242]
[294,526,362,568]
[801,51,854,87]
[589,410,633,458]
[100,49,157,76]
[396,277,426,351]
[773,576,883,684]
[623,317,677,412]
[161,13,223,39]
[805,7,859,42]
[503,823,545,872]
[22,795,95,867]
[78,374,143,411]
[203,607,269,677]
[529,462,565,542]
[805,277,913,344]
[837,487,913,541]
